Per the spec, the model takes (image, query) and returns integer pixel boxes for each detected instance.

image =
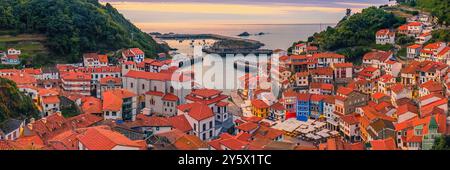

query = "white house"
[0,119,24,140]
[7,48,21,55]
[177,102,215,141]
[376,29,395,45]
[407,44,422,59]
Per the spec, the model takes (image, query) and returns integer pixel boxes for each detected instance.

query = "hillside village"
[1,3,450,150]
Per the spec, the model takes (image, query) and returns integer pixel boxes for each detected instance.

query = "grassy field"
[0,34,48,58]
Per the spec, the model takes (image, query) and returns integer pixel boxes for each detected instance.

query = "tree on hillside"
[0,0,168,63]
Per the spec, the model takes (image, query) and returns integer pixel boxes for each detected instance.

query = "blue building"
[296,94,310,121]
[310,95,325,119]
[296,94,325,121]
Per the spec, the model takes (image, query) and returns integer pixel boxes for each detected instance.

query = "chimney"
[56,111,62,117]
[42,117,47,124]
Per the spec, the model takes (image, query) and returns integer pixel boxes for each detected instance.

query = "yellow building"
[251,99,270,118]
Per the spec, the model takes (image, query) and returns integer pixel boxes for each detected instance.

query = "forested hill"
[398,0,449,26]
[0,0,168,63]
[0,78,39,123]
[289,7,405,63]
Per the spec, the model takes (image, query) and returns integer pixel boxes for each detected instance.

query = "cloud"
[334,1,382,7]
[105,2,348,15]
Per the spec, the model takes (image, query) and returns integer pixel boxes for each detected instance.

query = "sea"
[148,24,334,51]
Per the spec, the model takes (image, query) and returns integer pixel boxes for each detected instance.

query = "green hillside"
[0,78,39,123]
[289,7,405,63]
[0,0,168,64]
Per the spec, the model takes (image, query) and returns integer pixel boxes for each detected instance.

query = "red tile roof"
[419,80,442,92]
[363,51,392,61]
[376,29,394,37]
[341,113,360,125]
[162,93,179,101]
[408,44,422,49]
[370,138,396,150]
[333,62,353,68]
[424,42,444,50]
[236,122,259,132]
[135,114,172,127]
[67,113,103,129]
[177,102,214,121]
[337,87,353,96]
[124,70,190,82]
[251,99,270,109]
[42,96,60,104]
[372,92,387,100]
[408,22,422,27]
[102,89,136,111]
[81,97,103,114]
[397,103,418,116]
[391,83,404,93]
[191,89,222,98]
[173,134,208,150]
[313,52,345,59]
[438,46,450,56]
[310,67,334,76]
[99,76,121,85]
[60,71,91,81]
[77,126,146,150]
[130,48,145,55]
[168,115,193,133]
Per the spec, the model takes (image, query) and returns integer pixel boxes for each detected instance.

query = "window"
[202,133,206,140]
[209,121,213,128]
[112,112,117,116]
[142,84,145,90]
[153,86,157,91]
[193,123,197,131]
[156,127,160,131]
[209,130,213,138]
[130,83,134,88]
[203,124,206,131]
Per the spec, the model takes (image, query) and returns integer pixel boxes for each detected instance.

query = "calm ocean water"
[145,24,334,50]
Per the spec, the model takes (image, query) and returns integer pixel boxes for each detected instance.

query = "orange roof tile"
[102,89,136,111]
[162,93,179,101]
[408,44,422,49]
[191,89,222,98]
[168,115,193,133]
[81,97,103,114]
[77,126,146,150]
[337,87,353,95]
[251,99,270,109]
[236,122,259,132]
[61,71,91,81]
[177,102,214,121]
[333,62,353,68]
[372,92,387,100]
[99,76,122,85]
[370,138,396,150]
[42,96,60,104]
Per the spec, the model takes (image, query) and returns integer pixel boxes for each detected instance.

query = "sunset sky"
[100,0,391,30]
